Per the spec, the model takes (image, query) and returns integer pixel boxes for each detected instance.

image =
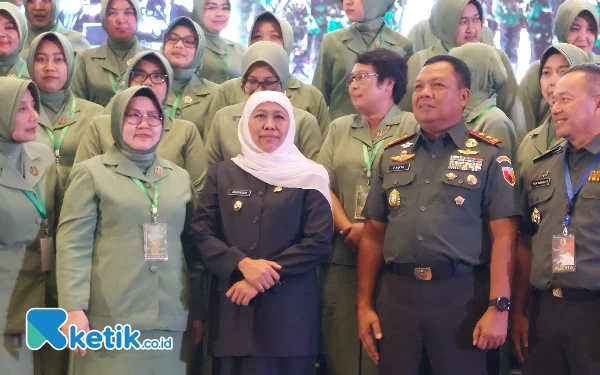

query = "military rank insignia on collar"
[469,130,501,146]
[534,145,564,164]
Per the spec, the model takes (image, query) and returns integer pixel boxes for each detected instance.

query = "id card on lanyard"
[131,177,168,261]
[355,139,385,219]
[23,184,54,272]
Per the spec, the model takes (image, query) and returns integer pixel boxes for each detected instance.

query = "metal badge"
[183,96,193,104]
[7,73,15,78]
[413,267,432,280]
[455,196,465,205]
[375,40,381,48]
[273,186,283,193]
[388,189,401,207]
[127,59,132,65]
[458,149,479,156]
[30,166,39,176]
[391,151,415,162]
[531,207,541,225]
[233,201,243,211]
[401,142,414,149]
[552,288,563,298]
[467,175,478,185]
[376,128,387,138]
[465,138,478,148]
[155,166,163,176]
[58,118,67,125]
[446,173,457,181]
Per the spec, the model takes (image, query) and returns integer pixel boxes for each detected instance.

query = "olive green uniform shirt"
[198,38,245,84]
[465,98,518,159]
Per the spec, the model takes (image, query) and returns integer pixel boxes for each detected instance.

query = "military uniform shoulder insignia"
[469,131,501,146]
[385,133,416,150]
[533,144,565,164]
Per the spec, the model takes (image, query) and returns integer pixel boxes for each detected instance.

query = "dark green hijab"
[162,16,205,93]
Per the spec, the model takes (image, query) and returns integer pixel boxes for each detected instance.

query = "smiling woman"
[0,3,29,78]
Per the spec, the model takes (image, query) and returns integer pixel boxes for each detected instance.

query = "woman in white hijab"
[191,91,332,375]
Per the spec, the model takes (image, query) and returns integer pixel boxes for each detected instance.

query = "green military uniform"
[20,0,90,60]
[0,3,30,79]
[192,0,245,84]
[517,0,600,134]
[515,43,587,191]
[204,11,331,137]
[0,78,55,375]
[316,105,418,375]
[70,0,146,107]
[312,0,413,121]
[163,16,219,137]
[400,0,521,135]
[449,43,519,156]
[407,17,495,53]
[74,50,207,197]
[57,87,193,375]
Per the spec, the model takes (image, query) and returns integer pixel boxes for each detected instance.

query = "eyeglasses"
[204,4,231,11]
[125,110,163,127]
[345,72,379,87]
[243,78,281,91]
[130,70,167,84]
[165,33,197,48]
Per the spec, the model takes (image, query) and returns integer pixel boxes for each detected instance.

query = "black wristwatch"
[489,297,511,312]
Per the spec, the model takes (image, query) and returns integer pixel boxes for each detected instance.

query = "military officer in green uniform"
[357,55,518,374]
[513,63,600,374]
[205,41,321,169]
[312,0,413,121]
[0,77,55,374]
[0,2,30,79]
[192,0,245,84]
[204,11,331,137]
[518,0,600,135]
[162,16,219,138]
[57,86,194,375]
[317,48,417,375]
[20,0,90,60]
[70,0,146,107]
[449,43,518,157]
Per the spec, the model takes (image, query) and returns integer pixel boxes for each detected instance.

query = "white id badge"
[143,223,168,261]
[40,237,55,272]
[354,184,370,220]
[552,234,576,273]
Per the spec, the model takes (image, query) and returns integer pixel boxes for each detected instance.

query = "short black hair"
[355,48,408,104]
[563,63,600,96]
[423,55,471,90]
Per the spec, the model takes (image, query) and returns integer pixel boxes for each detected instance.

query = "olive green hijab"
[193,0,231,51]
[241,41,290,90]
[162,16,205,94]
[449,43,506,118]
[0,3,28,73]
[25,0,60,33]
[27,32,75,121]
[100,0,142,60]
[118,50,174,106]
[430,0,483,50]
[555,0,599,47]
[111,86,164,165]
[248,11,294,55]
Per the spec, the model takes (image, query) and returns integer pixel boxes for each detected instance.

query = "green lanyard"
[166,94,182,119]
[22,184,49,235]
[467,104,496,124]
[108,72,119,93]
[16,61,26,79]
[363,140,385,186]
[131,178,159,223]
[44,97,77,166]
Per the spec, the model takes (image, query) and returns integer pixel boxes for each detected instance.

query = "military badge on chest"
[448,155,483,172]
[388,189,401,208]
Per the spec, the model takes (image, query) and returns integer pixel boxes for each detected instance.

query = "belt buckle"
[414,267,432,281]
[552,288,563,299]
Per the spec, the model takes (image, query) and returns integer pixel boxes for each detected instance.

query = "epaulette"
[385,132,416,150]
[469,130,501,146]
[533,144,564,164]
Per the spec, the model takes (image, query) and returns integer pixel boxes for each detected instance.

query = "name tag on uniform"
[388,164,410,172]
[228,189,252,197]
[532,179,551,188]
[552,234,575,273]
[143,223,168,261]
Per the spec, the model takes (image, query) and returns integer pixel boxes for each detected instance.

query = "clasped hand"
[227,258,282,305]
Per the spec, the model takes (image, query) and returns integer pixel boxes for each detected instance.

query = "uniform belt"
[385,262,488,281]
[535,287,600,301]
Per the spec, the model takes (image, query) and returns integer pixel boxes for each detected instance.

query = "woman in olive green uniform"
[205,41,321,169]
[0,77,55,375]
[57,86,193,375]
[192,0,244,84]
[75,51,208,196]
[70,0,146,106]
[162,16,218,137]
[206,11,330,137]
[448,43,518,158]
[21,0,90,59]
[0,3,30,79]
[312,0,413,121]
[517,0,599,134]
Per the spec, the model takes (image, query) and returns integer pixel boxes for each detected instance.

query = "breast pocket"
[441,174,482,218]
[528,186,555,208]
[382,170,416,215]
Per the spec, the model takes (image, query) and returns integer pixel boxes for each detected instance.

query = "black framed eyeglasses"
[243,78,281,91]
[125,110,163,127]
[130,70,167,84]
[345,72,379,87]
[165,34,197,48]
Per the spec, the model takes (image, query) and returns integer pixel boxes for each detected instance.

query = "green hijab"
[241,41,290,90]
[100,0,141,57]
[25,0,60,33]
[248,11,294,56]
[111,86,164,166]
[162,16,205,94]
[0,77,41,172]
[539,43,590,79]
[27,32,74,119]
[555,0,599,46]
[0,3,28,71]
[430,0,483,50]
[449,42,506,118]
[193,0,231,50]
[118,50,173,106]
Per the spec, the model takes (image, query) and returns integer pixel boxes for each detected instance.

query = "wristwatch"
[489,297,511,312]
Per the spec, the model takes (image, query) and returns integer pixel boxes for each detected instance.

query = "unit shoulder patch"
[385,133,416,150]
[469,130,501,146]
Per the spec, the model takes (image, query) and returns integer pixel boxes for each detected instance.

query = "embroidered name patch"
[228,189,251,197]
[388,164,410,172]
[532,179,551,188]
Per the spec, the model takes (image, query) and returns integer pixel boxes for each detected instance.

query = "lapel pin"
[183,96,193,104]
[455,196,465,205]
[233,201,243,211]
[273,186,283,193]
[154,166,163,177]
[30,166,39,176]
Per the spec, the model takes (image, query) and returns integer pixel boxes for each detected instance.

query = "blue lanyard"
[562,150,600,233]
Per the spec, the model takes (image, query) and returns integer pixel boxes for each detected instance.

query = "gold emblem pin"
[7,73,15,78]
[126,58,132,65]
[552,288,563,298]
[531,207,541,225]
[233,201,243,211]
[446,173,457,181]
[375,40,381,48]
[154,166,163,176]
[391,151,415,163]
[467,175,478,185]
[183,96,192,104]
[401,142,414,149]
[455,196,465,205]
[376,128,386,138]
[458,149,479,155]
[388,189,401,207]
[414,267,432,280]
[58,118,67,125]
[30,166,39,176]
[273,186,283,193]
[465,138,478,148]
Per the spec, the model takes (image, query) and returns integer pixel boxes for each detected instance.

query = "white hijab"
[232,91,332,209]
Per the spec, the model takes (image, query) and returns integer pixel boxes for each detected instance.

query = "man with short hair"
[357,55,518,374]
